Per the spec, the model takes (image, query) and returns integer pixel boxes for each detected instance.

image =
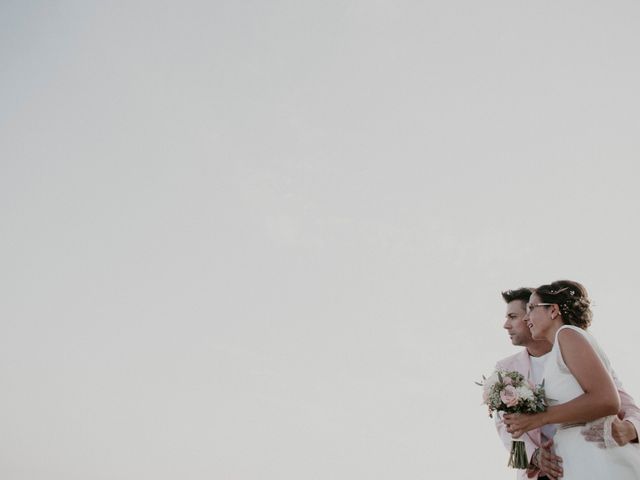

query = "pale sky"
[2,1,640,479]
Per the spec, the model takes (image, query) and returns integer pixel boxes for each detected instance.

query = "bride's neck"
[545,321,564,344]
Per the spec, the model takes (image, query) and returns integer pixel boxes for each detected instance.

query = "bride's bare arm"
[504,329,619,437]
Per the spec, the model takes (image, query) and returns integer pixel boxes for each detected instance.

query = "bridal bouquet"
[477,370,546,469]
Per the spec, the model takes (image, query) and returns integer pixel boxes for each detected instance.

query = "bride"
[503,280,640,479]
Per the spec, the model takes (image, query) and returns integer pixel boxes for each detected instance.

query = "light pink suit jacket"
[495,349,640,480]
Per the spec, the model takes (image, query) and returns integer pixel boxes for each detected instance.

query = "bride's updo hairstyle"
[534,280,593,329]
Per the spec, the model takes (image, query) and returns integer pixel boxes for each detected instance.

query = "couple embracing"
[495,280,640,479]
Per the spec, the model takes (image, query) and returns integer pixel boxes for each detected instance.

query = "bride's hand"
[503,412,544,438]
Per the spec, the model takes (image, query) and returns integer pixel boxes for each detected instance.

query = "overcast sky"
[2,1,640,479]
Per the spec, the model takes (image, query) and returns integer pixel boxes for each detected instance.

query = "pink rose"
[500,385,519,407]
[503,377,512,385]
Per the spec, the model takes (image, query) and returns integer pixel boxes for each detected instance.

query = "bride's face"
[525,293,553,340]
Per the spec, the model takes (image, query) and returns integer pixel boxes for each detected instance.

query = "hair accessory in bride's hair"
[544,286,568,297]
[569,290,575,296]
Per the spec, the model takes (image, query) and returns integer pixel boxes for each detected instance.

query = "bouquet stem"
[507,439,528,469]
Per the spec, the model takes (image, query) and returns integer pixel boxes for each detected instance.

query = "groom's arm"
[617,389,640,444]
[493,362,521,451]
[495,409,541,472]
[606,370,639,445]
[494,414,513,449]
[582,388,640,447]
[492,361,539,464]
[492,362,513,450]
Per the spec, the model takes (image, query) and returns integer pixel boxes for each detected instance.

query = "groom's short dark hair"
[501,288,533,304]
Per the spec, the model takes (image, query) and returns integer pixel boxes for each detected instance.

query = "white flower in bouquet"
[516,385,534,402]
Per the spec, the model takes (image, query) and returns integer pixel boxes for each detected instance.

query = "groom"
[495,288,640,479]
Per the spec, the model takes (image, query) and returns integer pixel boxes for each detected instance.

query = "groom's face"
[503,300,533,347]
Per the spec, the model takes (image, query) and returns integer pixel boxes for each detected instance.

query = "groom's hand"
[581,418,606,448]
[537,438,563,479]
[612,417,639,445]
[582,416,638,447]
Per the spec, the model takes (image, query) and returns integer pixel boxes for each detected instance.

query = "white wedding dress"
[544,325,640,479]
